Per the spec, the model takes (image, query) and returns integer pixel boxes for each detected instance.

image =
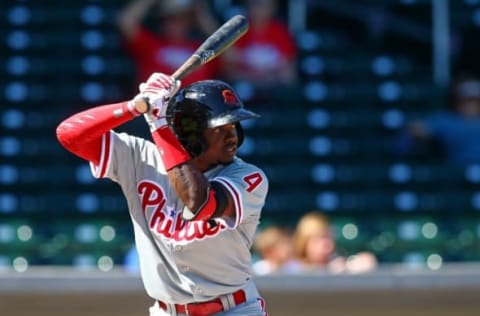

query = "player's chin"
[220,146,237,162]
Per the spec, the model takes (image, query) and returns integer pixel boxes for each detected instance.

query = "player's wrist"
[151,125,191,170]
[144,113,168,131]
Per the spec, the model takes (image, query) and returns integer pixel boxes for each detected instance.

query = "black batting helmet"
[166,80,260,157]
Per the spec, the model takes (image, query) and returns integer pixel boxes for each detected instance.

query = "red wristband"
[151,126,191,170]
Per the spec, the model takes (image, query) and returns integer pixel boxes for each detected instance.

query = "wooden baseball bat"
[134,14,249,113]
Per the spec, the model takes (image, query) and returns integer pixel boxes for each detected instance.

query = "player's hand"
[137,72,180,115]
[135,73,180,130]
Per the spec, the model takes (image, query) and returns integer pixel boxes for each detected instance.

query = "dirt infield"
[1,288,479,316]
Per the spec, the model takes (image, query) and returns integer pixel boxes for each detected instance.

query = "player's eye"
[223,124,235,130]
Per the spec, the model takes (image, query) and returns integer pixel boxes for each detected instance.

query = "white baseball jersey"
[90,131,269,304]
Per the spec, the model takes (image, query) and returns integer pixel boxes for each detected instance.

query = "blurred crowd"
[117,0,297,90]
[125,209,378,276]
[117,0,480,275]
[116,0,480,167]
[395,74,480,165]
[251,211,378,275]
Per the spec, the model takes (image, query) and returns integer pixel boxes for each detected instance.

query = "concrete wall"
[2,265,480,316]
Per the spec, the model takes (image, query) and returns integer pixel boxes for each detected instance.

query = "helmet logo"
[222,89,240,107]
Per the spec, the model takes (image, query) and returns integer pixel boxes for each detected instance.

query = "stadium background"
[2,0,480,315]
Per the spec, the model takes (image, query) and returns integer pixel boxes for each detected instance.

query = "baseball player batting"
[56,72,269,315]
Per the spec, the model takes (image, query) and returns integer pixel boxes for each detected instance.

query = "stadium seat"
[330,216,374,253]
[295,29,353,55]
[0,218,47,265]
[4,1,480,267]
[43,217,131,265]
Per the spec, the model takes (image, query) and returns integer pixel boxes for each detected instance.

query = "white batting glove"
[134,73,180,131]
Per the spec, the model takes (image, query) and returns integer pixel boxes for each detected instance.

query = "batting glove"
[132,73,181,131]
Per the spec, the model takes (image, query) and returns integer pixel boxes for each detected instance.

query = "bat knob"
[134,97,150,114]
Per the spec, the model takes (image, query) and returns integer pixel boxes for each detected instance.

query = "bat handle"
[134,55,202,114]
[171,55,202,80]
[133,97,150,114]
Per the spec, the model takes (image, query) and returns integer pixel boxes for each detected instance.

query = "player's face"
[458,98,480,118]
[195,123,238,170]
[305,231,335,265]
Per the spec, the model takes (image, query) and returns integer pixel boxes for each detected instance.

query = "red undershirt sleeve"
[56,101,139,165]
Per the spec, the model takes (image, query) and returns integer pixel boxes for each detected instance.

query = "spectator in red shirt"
[117,0,219,86]
[222,0,298,87]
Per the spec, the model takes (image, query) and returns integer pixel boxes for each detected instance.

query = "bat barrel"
[135,15,249,113]
[194,15,248,65]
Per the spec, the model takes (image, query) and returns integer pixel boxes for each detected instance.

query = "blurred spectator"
[222,0,298,88]
[293,211,377,274]
[117,0,220,86]
[252,225,301,275]
[396,74,480,165]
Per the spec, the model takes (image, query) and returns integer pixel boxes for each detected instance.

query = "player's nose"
[226,124,237,135]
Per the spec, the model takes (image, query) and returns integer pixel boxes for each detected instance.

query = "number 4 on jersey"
[243,172,263,192]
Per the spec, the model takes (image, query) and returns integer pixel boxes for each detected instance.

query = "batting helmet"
[166,80,260,157]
